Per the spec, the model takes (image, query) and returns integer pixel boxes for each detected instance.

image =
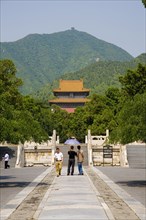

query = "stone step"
[127,145,146,168]
[127,152,146,154]
[128,166,146,168]
[127,158,145,160]
[128,162,146,165]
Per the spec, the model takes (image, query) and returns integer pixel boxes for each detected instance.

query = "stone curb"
[0,166,54,220]
[33,175,56,219]
[84,169,115,220]
[93,167,146,220]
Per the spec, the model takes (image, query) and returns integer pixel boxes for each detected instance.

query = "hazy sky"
[0,0,145,57]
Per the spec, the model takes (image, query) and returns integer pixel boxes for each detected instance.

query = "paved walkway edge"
[33,168,115,220]
[93,167,146,220]
[0,166,54,220]
[33,176,56,219]
[84,169,115,220]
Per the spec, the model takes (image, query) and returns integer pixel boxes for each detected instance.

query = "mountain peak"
[0,30,134,94]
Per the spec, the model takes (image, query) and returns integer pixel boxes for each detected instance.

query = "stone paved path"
[0,166,48,208]
[7,169,56,220]
[0,166,145,220]
[85,167,140,220]
[96,166,146,206]
[35,167,110,220]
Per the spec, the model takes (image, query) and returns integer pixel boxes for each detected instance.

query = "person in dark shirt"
[67,146,77,175]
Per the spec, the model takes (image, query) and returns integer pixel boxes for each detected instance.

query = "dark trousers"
[5,161,10,169]
[67,159,75,175]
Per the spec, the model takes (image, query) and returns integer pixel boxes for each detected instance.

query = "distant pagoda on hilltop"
[49,79,90,113]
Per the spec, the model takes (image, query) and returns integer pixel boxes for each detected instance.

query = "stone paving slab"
[96,167,146,206]
[1,165,145,220]
[35,167,110,220]
[0,166,48,208]
[0,167,54,220]
[93,167,146,220]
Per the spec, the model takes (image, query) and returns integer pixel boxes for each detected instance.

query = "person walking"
[67,146,77,175]
[3,152,10,169]
[54,147,63,177]
[77,145,84,175]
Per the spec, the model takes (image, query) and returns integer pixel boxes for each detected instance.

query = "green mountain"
[33,53,146,101]
[61,53,146,95]
[134,53,146,64]
[0,29,133,94]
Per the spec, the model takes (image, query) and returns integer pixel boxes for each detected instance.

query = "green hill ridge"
[0,29,133,94]
[34,53,146,101]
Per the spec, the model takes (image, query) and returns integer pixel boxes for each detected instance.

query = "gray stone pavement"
[34,167,111,220]
[0,167,48,208]
[95,167,146,207]
[91,167,146,220]
[0,167,52,220]
[0,166,146,220]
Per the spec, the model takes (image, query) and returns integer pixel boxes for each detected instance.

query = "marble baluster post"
[51,130,56,165]
[106,129,109,143]
[15,141,24,168]
[87,130,93,166]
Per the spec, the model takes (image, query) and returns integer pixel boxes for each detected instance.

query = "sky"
[0,0,145,57]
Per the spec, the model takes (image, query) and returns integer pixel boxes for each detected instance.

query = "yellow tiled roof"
[53,79,90,92]
[49,98,90,103]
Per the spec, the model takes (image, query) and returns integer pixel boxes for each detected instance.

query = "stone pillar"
[106,129,109,137]
[106,129,109,143]
[120,145,129,167]
[15,142,24,168]
[51,130,56,165]
[87,130,93,166]
[85,135,88,144]
[57,136,59,144]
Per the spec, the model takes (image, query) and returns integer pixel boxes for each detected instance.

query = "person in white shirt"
[3,152,10,169]
[54,147,63,177]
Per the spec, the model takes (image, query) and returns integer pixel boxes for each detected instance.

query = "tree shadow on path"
[0,181,49,188]
[116,180,146,187]
[0,175,16,180]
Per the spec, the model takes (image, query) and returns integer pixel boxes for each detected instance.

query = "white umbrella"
[64,138,80,145]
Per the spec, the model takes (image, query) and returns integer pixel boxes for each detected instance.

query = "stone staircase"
[57,144,88,166]
[0,146,17,168]
[127,144,146,168]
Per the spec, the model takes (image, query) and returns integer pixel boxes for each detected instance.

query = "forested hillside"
[62,54,146,94]
[0,29,133,94]
[34,53,146,101]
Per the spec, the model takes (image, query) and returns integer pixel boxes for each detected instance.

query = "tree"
[119,64,146,97]
[142,0,146,8]
[0,60,49,143]
[111,92,146,144]
[0,60,23,103]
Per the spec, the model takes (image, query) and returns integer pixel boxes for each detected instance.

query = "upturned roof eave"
[53,89,90,92]
[49,98,90,103]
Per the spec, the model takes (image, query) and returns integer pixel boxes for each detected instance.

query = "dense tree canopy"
[119,64,146,97]
[110,65,146,143]
[0,59,145,144]
[0,60,49,143]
